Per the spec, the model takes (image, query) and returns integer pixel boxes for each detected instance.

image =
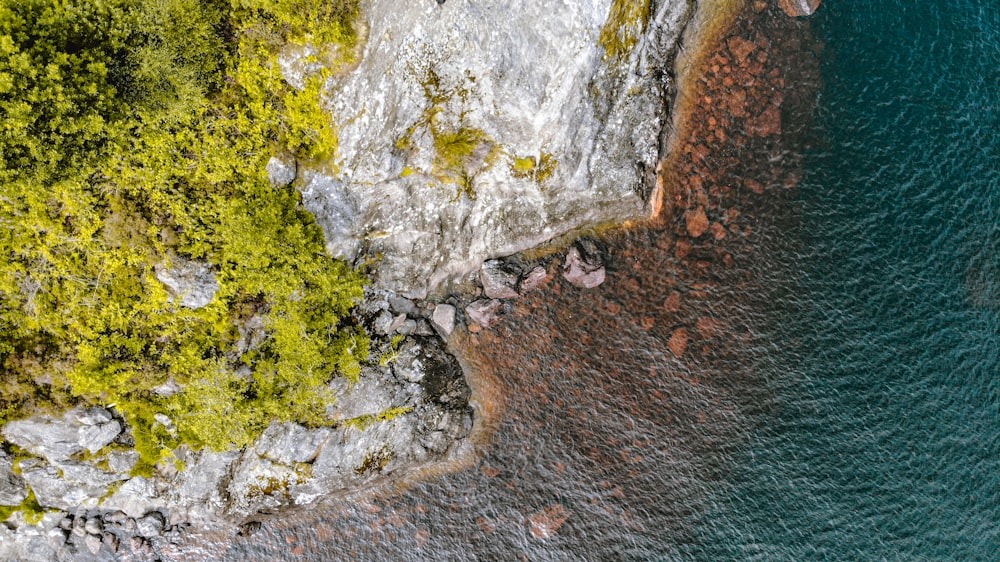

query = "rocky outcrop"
[0,333,471,559]
[297,0,692,298]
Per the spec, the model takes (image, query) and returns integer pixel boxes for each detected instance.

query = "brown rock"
[529,504,571,539]
[664,292,681,313]
[778,0,822,18]
[749,105,782,137]
[710,222,727,240]
[727,36,757,63]
[667,328,690,357]
[695,317,720,338]
[685,207,710,238]
[745,178,765,194]
[674,239,692,259]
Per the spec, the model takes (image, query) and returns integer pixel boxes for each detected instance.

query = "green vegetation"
[599,0,652,62]
[511,152,558,185]
[0,488,47,525]
[0,0,369,474]
[395,68,497,201]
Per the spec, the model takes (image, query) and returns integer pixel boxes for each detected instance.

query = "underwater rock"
[777,0,822,18]
[685,206,710,238]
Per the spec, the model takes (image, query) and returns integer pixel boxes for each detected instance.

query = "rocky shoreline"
[0,1,824,559]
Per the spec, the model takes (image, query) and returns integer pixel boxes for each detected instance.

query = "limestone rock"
[100,477,158,518]
[266,156,296,187]
[304,0,693,298]
[20,459,125,511]
[154,257,218,309]
[2,408,121,462]
[253,422,330,465]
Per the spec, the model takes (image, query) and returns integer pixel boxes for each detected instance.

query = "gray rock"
[105,450,139,475]
[136,512,165,537]
[155,257,218,309]
[431,304,456,336]
[480,259,521,299]
[0,451,27,506]
[253,422,330,465]
[172,450,239,508]
[465,299,504,327]
[266,156,297,187]
[298,171,361,261]
[84,532,103,555]
[2,408,120,462]
[302,0,692,298]
[561,242,606,288]
[84,517,102,535]
[20,459,125,511]
[327,368,418,422]
[99,477,157,518]
[388,295,419,317]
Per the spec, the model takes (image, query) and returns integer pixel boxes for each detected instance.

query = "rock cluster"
[0,330,472,559]
[453,238,609,333]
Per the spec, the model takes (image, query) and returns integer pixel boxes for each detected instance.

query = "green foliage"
[511,152,558,184]
[0,0,368,468]
[0,488,47,524]
[600,0,652,62]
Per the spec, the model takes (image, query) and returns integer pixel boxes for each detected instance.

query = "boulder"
[0,451,27,506]
[2,408,121,462]
[20,459,125,511]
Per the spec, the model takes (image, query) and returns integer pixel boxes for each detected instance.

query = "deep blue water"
[693,0,999,559]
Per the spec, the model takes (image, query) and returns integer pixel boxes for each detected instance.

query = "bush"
[0,0,368,470]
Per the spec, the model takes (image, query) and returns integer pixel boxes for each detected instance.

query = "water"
[180,1,998,559]
[692,1,999,559]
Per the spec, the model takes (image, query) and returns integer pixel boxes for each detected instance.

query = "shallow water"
[176,0,997,559]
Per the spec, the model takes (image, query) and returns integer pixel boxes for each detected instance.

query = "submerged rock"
[777,0,822,18]
[480,259,521,299]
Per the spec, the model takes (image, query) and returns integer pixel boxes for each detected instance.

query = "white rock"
[431,304,457,336]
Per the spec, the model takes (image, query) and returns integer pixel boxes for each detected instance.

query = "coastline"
[206,0,825,558]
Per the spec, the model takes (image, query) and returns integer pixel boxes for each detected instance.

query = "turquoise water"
[693,0,999,559]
